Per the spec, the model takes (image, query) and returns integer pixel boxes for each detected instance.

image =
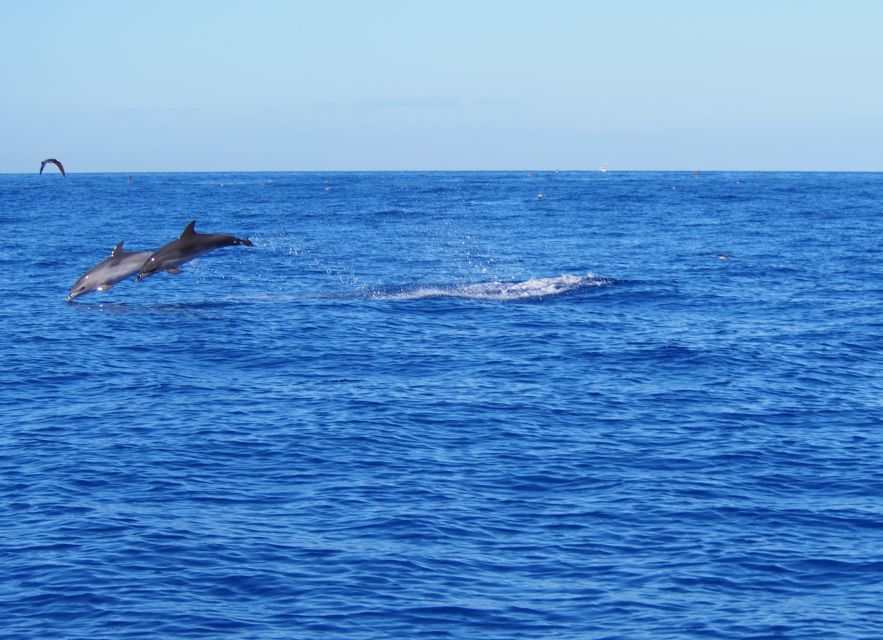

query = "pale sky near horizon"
[2,1,881,172]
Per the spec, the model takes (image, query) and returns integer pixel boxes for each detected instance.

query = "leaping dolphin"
[40,158,66,177]
[135,220,254,281]
[68,241,153,301]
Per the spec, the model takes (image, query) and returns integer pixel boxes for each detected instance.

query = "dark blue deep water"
[1,171,882,639]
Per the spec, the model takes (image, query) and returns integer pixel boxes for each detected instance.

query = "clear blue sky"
[2,1,881,172]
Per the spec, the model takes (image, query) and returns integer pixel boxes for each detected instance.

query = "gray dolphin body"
[136,220,254,281]
[68,242,152,301]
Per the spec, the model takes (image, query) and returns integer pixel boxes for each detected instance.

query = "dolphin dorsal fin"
[110,241,125,257]
[180,220,197,238]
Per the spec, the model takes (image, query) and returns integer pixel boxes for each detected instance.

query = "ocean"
[1,171,881,638]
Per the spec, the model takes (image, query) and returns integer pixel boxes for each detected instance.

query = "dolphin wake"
[368,273,613,302]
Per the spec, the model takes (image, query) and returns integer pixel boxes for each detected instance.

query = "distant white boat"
[600,165,608,174]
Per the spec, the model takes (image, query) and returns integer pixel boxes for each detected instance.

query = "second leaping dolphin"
[68,241,153,301]
[136,220,254,281]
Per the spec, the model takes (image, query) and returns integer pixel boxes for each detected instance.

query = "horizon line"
[3,168,883,175]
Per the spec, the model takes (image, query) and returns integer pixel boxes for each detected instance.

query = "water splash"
[370,273,613,301]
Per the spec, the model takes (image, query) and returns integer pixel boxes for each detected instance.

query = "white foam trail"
[373,273,612,302]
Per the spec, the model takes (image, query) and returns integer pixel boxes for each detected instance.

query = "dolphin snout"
[67,285,84,301]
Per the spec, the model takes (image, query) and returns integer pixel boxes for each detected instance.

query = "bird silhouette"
[40,158,66,177]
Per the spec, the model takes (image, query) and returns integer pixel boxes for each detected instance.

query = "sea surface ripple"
[1,171,881,638]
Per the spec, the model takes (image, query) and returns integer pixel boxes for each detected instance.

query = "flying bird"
[40,158,66,176]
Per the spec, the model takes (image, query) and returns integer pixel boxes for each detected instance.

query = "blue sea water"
[0,171,882,639]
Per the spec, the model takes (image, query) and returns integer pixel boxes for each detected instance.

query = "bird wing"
[40,158,65,176]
